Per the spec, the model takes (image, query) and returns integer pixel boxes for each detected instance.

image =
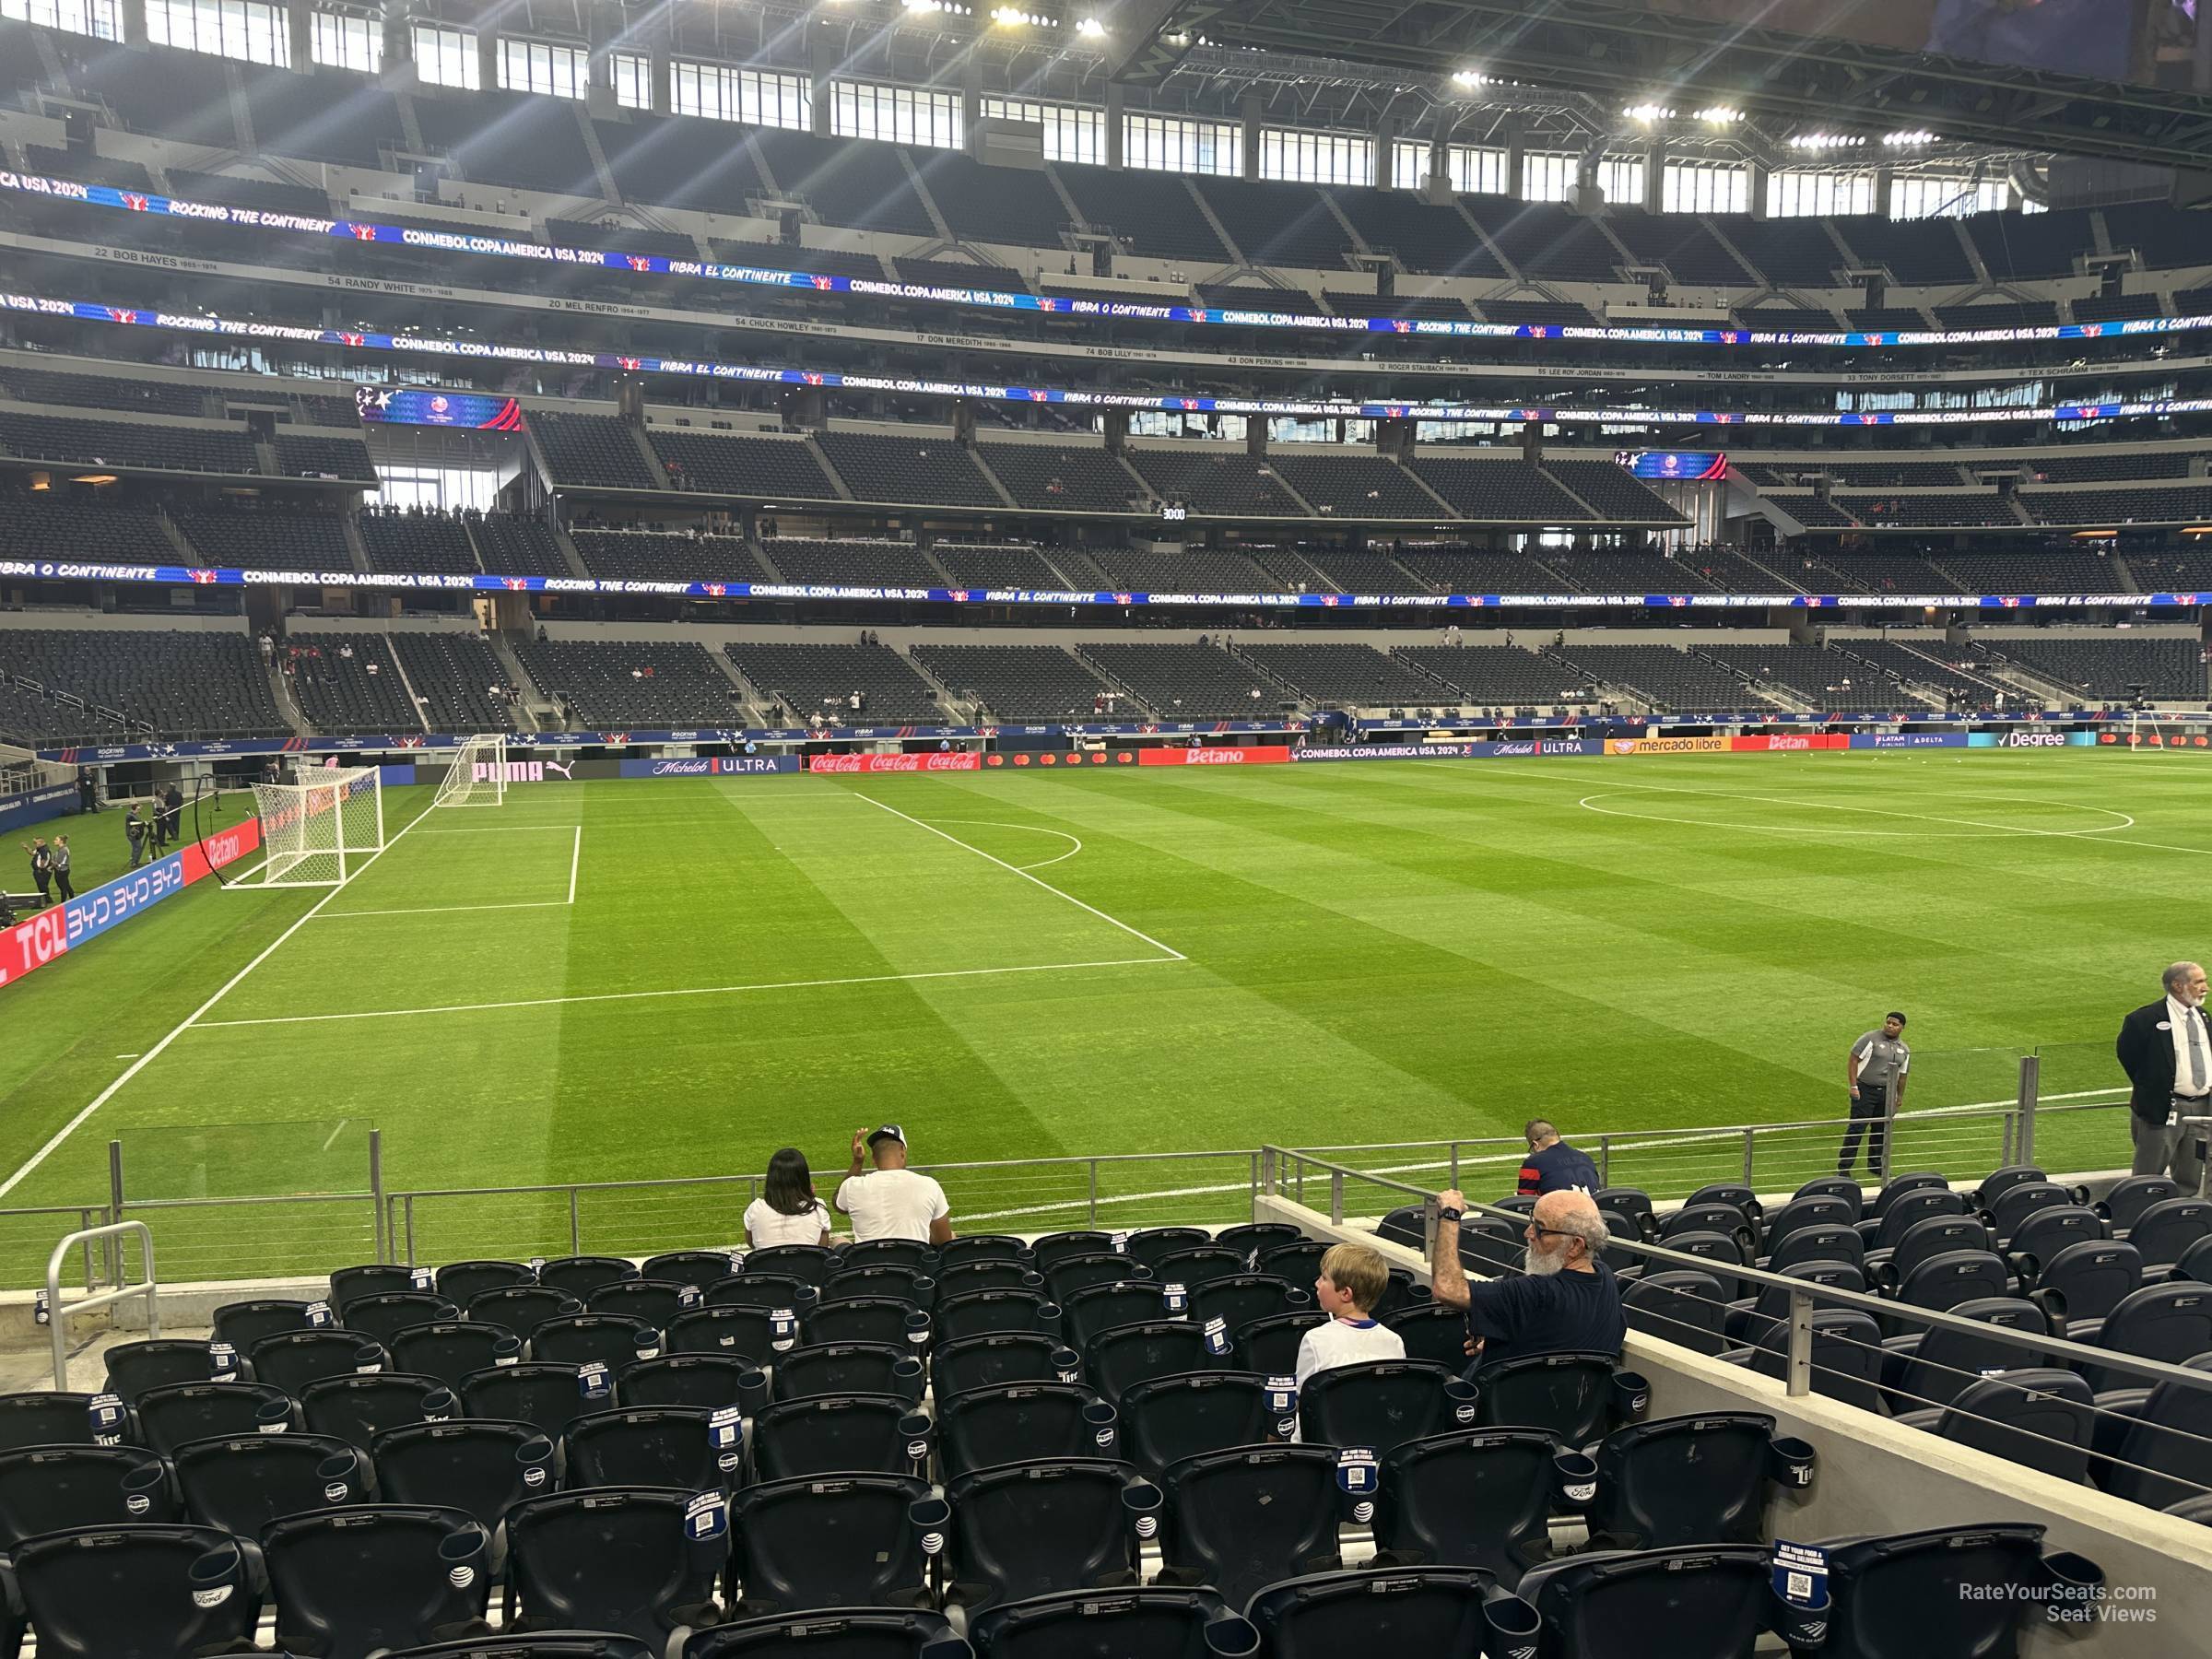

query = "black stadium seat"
[171,1432,367,1538]
[1583,1413,1816,1550]
[688,1608,959,1659]
[135,1380,297,1453]
[1153,1444,1347,1607]
[1084,1322,1217,1405]
[0,1393,107,1453]
[1369,1427,1560,1588]
[1114,1372,1282,1480]
[935,1381,1116,1482]
[667,1305,785,1363]
[392,1322,524,1391]
[12,1524,265,1659]
[504,1488,727,1649]
[1297,1359,1474,1458]
[1515,1544,1775,1658]
[749,1395,929,1483]
[1808,1524,2101,1659]
[726,1473,937,1616]
[461,1363,603,1440]
[343,1292,462,1348]
[931,1334,1078,1401]
[251,1331,391,1395]
[262,1504,492,1659]
[1896,1369,2096,1482]
[565,1406,741,1493]
[101,1339,218,1402]
[1245,1566,1539,1659]
[0,1443,175,1546]
[1473,1352,1645,1447]
[302,1372,456,1457]
[373,1418,554,1535]
[772,1342,923,1405]
[939,1457,1154,1613]
[618,1355,762,1411]
[969,1585,1253,1659]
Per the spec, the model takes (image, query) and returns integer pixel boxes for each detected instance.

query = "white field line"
[855,793,1183,961]
[313,900,572,920]
[314,825,583,920]
[954,1086,2135,1225]
[414,826,583,834]
[0,798,440,1201]
[1444,765,2212,858]
[321,1119,350,1153]
[191,956,1182,1030]
[933,818,1084,872]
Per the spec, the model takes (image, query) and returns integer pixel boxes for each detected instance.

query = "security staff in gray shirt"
[1838,1012,1910,1180]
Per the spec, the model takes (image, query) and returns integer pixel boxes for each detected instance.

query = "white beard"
[1524,1245,1566,1277]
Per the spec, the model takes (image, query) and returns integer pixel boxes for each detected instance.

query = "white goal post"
[251,768,386,888]
[436,734,510,808]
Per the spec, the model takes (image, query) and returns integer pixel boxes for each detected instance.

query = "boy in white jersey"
[1294,1241,1406,1387]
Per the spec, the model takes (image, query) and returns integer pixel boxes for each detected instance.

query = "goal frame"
[251,768,386,888]
[436,734,510,808]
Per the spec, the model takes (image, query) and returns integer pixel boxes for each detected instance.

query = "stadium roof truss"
[1110,0,2212,172]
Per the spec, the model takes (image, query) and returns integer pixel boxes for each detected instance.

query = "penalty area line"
[0,797,441,1202]
[854,793,1183,960]
[191,955,1184,1030]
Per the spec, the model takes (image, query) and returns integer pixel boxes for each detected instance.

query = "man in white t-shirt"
[835,1124,954,1244]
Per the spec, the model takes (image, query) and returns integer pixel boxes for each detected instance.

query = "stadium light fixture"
[1076,15,1103,33]
[1451,69,1488,88]
[1789,132,1868,149]
[1623,102,1674,122]
[1883,130,1938,147]
[1694,105,1741,124]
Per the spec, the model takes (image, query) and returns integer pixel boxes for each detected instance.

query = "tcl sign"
[0,906,70,987]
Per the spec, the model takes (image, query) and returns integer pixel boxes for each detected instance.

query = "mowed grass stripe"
[0,754,2198,1277]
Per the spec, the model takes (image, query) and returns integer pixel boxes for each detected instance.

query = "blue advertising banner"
[1291,738,1600,762]
[0,782,82,833]
[618,757,800,778]
[1851,732,1971,749]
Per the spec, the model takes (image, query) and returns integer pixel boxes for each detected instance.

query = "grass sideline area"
[0,748,2193,1285]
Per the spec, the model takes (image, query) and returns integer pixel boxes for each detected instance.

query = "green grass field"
[0,748,2196,1286]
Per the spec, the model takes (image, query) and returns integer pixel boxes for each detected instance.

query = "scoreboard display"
[356,386,525,430]
[1617,450,1728,481]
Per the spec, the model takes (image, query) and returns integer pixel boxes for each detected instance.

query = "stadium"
[0,0,2211,1649]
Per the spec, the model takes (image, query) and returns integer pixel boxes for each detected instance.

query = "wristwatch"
[1435,1206,1464,1224]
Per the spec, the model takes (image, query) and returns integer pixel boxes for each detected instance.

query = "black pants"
[29,874,50,907]
[1838,1087,1892,1177]
[52,867,73,902]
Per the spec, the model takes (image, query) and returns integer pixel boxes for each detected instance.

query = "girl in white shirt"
[744,1148,832,1248]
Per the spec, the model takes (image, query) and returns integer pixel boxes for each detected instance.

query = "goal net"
[436,734,509,808]
[251,768,385,888]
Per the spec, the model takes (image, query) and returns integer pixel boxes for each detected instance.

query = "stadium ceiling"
[1105,0,2212,172]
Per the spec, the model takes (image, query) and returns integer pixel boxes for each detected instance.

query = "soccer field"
[0,748,2198,1283]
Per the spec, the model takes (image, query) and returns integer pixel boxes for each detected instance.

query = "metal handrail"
[1260,1145,2212,1397]
[45,1221,156,1390]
